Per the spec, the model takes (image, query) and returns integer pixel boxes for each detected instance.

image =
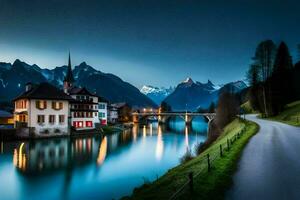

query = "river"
[0,117,208,200]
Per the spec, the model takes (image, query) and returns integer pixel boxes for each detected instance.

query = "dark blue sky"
[0,0,300,88]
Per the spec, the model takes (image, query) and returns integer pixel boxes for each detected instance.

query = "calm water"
[0,117,208,200]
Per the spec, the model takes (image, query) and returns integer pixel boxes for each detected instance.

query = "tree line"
[247,40,300,117]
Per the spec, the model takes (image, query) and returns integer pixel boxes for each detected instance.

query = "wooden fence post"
[189,172,194,193]
[220,144,223,157]
[207,154,211,172]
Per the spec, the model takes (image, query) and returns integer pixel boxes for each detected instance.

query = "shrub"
[180,149,194,164]
[194,142,204,155]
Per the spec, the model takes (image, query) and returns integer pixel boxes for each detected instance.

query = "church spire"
[64,52,75,83]
[63,52,75,93]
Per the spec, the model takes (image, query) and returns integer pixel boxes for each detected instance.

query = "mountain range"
[140,85,174,105]
[0,59,156,108]
[141,78,247,111]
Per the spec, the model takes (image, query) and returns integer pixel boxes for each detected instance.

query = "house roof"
[68,87,97,97]
[111,102,129,109]
[0,110,13,118]
[14,82,73,101]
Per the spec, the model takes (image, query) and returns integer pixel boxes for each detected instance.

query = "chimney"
[25,82,32,92]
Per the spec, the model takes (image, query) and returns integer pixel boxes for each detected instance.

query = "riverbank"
[125,118,259,200]
[0,124,127,141]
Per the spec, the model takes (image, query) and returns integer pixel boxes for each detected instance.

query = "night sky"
[0,0,300,88]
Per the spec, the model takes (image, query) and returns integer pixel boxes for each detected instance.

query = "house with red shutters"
[63,53,100,130]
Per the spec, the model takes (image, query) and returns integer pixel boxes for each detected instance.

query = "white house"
[14,82,73,136]
[98,97,108,125]
[68,87,100,130]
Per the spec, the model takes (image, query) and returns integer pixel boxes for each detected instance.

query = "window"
[37,115,45,124]
[86,112,93,118]
[36,100,47,110]
[86,121,93,127]
[99,103,106,109]
[73,121,83,128]
[52,101,63,110]
[95,112,97,117]
[19,114,26,122]
[16,100,27,109]
[49,115,55,124]
[59,115,65,123]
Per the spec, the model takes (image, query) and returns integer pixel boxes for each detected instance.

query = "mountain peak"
[183,77,194,84]
[13,59,22,65]
[79,61,87,66]
[207,79,213,85]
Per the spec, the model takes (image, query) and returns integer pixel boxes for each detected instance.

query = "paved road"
[226,114,300,200]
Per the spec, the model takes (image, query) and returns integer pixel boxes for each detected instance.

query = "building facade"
[68,88,100,130]
[63,53,100,130]
[14,82,72,136]
[98,98,108,125]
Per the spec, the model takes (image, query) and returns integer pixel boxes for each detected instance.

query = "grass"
[268,101,300,127]
[125,119,259,200]
[240,101,257,114]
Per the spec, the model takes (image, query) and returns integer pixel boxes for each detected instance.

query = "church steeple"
[63,52,74,93]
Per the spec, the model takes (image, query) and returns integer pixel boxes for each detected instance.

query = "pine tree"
[271,42,293,114]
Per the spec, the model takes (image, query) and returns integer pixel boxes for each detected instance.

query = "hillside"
[268,101,300,126]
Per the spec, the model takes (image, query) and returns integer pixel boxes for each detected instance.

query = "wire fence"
[169,125,247,200]
[287,116,300,124]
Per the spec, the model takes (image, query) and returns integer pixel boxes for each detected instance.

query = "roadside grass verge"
[125,119,259,200]
[268,101,300,127]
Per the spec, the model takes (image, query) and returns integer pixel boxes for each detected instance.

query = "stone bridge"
[132,112,216,125]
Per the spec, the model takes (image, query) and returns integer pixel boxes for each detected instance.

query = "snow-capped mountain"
[163,78,248,111]
[0,60,156,108]
[140,85,174,105]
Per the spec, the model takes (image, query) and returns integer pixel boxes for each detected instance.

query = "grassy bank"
[268,101,300,126]
[126,119,259,200]
[241,101,257,114]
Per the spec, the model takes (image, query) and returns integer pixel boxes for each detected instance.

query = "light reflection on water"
[0,117,208,200]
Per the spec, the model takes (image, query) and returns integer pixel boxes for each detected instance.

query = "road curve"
[226,114,300,200]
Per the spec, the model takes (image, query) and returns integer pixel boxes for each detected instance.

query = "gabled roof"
[111,102,129,109]
[14,82,73,101]
[68,86,97,97]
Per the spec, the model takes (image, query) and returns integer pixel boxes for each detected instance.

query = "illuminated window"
[86,121,93,127]
[52,101,63,110]
[16,100,27,109]
[36,100,47,110]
